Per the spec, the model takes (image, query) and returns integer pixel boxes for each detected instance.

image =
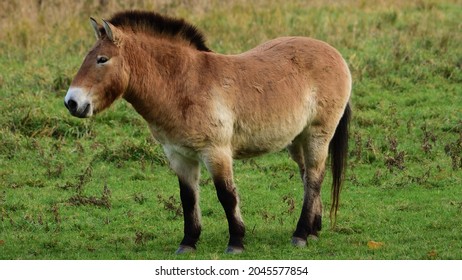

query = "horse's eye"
[97,56,109,64]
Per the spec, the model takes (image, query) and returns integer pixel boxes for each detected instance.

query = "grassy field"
[1,0,461,260]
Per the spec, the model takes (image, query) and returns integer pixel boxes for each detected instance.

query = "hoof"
[175,245,196,254]
[225,246,244,254]
[291,237,307,247]
[308,234,319,241]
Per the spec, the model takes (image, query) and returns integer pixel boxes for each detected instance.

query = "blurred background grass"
[1,0,460,90]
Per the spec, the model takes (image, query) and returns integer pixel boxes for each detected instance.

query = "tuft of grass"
[95,140,167,167]
[67,184,112,209]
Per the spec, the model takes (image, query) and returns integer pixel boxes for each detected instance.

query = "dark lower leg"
[179,178,201,248]
[213,177,245,250]
[293,174,324,241]
[293,203,322,240]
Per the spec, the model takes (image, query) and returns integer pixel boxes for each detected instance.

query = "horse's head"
[64,18,129,118]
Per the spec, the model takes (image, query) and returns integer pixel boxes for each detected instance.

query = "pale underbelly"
[231,123,305,159]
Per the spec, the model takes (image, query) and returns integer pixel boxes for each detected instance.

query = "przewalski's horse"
[64,10,351,254]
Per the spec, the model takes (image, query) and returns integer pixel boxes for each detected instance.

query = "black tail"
[329,102,351,226]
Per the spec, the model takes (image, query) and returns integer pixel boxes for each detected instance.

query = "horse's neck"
[123,41,200,124]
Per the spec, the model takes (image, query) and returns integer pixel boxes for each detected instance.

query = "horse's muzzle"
[64,87,93,118]
[64,99,91,118]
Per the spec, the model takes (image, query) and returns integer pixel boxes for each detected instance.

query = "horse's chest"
[163,143,199,161]
[149,124,200,160]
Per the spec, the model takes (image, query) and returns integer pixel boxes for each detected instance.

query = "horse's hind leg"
[288,138,306,180]
[291,133,330,247]
[164,148,202,253]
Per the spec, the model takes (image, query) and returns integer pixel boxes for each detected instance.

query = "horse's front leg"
[164,147,202,253]
[203,147,245,254]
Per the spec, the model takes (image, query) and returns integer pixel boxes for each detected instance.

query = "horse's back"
[234,36,351,110]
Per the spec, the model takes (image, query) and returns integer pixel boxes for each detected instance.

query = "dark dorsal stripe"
[107,10,211,52]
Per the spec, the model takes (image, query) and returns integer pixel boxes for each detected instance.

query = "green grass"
[1,0,462,259]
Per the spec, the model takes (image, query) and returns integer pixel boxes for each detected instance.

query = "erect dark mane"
[108,10,211,52]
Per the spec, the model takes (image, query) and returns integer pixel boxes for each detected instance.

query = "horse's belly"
[232,119,306,159]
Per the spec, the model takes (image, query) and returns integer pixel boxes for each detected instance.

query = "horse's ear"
[90,17,101,40]
[102,19,119,44]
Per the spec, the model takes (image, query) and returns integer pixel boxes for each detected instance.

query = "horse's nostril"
[67,99,78,112]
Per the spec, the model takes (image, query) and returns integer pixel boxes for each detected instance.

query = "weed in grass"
[421,124,437,154]
[67,184,112,209]
[133,193,148,205]
[58,161,93,192]
[371,170,384,186]
[260,211,276,222]
[282,195,296,215]
[353,132,363,162]
[403,168,432,188]
[385,137,406,172]
[40,140,66,179]
[1,207,7,223]
[157,194,182,219]
[365,137,379,163]
[51,204,61,225]
[351,131,380,165]
[135,231,155,246]
[444,132,462,170]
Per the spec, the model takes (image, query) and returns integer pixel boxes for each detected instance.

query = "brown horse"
[64,10,351,254]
